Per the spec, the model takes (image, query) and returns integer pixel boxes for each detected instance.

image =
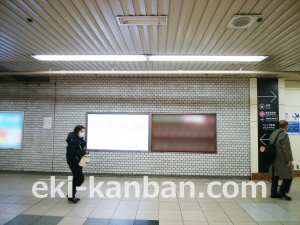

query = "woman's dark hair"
[74,125,85,136]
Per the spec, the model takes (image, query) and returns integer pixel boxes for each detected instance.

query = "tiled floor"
[0,173,299,225]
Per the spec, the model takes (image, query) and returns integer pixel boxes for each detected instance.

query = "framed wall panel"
[86,113,150,152]
[0,111,24,149]
[151,114,216,153]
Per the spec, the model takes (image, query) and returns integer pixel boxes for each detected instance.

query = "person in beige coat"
[269,120,295,200]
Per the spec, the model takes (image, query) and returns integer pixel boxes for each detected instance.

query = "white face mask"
[79,132,85,138]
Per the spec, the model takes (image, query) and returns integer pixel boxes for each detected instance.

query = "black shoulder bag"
[263,130,283,164]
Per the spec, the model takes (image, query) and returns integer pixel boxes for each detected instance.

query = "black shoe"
[68,198,80,203]
[282,194,292,201]
[270,193,281,198]
[67,195,80,201]
[277,192,292,201]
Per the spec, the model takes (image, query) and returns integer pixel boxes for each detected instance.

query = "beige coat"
[269,129,295,179]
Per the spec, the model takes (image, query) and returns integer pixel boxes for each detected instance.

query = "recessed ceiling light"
[226,14,261,29]
[116,16,167,25]
[32,55,147,61]
[148,55,268,62]
[32,55,268,62]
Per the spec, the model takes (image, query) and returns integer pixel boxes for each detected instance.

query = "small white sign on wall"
[43,117,52,129]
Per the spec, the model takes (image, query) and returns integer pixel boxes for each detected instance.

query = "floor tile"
[113,208,137,219]
[35,197,62,206]
[159,201,180,210]
[282,222,300,225]
[67,206,94,217]
[181,210,206,221]
[133,220,159,225]
[3,214,38,225]
[0,195,27,204]
[199,203,222,210]
[183,222,208,225]
[256,222,282,225]
[22,204,54,215]
[138,201,158,210]
[159,220,183,225]
[208,222,233,225]
[232,222,258,225]
[97,199,120,209]
[179,201,201,210]
[44,205,74,217]
[89,208,115,218]
[0,195,8,201]
[118,200,139,209]
[3,204,33,214]
[268,210,300,222]
[0,212,18,225]
[239,203,278,222]
[225,211,255,222]
[257,203,300,222]
[17,196,43,205]
[83,218,110,225]
[159,210,182,221]
[109,219,134,225]
[31,216,64,225]
[0,203,13,211]
[135,210,158,220]
[290,210,300,219]
[77,199,100,207]
[219,202,245,212]
[57,216,87,225]
[203,210,230,222]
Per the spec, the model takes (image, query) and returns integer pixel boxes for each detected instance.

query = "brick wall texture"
[0,77,250,176]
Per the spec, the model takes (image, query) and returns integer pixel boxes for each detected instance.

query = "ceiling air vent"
[226,14,262,29]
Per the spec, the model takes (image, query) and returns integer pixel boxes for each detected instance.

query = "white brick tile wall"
[0,77,250,176]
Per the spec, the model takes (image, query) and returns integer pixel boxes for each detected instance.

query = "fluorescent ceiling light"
[148,55,268,62]
[32,55,147,61]
[116,16,167,25]
[32,55,268,62]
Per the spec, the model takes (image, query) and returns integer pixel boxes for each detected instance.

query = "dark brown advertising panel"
[151,114,216,153]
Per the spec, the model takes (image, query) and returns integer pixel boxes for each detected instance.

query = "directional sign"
[259,134,269,146]
[257,79,279,173]
[285,112,300,122]
[258,91,277,103]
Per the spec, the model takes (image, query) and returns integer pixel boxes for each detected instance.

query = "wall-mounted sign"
[285,112,300,135]
[257,79,279,173]
[43,117,52,129]
[0,112,24,149]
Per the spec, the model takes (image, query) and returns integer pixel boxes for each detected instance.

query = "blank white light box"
[86,113,150,151]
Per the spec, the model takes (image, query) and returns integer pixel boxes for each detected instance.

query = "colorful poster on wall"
[285,112,300,135]
[257,79,279,173]
[0,112,24,149]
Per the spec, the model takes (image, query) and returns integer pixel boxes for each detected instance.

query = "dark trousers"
[271,175,292,195]
[68,163,84,198]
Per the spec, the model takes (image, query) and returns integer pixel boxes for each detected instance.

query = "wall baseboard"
[0,170,250,180]
[252,170,300,180]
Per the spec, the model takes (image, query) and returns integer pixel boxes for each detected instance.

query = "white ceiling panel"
[0,0,299,79]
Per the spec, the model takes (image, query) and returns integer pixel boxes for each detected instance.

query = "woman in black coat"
[66,125,88,203]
